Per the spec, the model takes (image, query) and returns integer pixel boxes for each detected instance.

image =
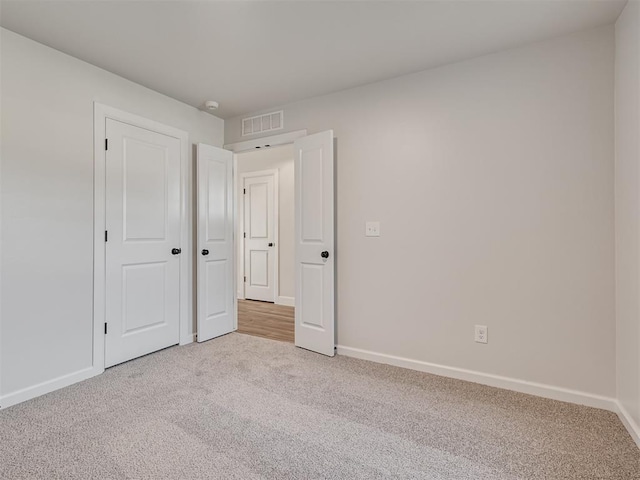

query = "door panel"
[294,131,335,356]
[123,140,167,240]
[122,262,166,334]
[300,148,324,241]
[243,174,275,302]
[105,119,181,368]
[197,143,235,342]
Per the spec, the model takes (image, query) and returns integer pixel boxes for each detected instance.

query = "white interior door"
[197,143,235,342]
[294,130,335,356]
[105,119,181,368]
[243,174,276,302]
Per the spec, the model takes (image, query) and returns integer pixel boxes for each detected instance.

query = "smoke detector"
[204,100,219,111]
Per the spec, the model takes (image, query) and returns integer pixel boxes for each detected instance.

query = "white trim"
[225,130,307,153]
[181,333,197,345]
[615,401,640,449]
[93,103,191,373]
[276,296,295,307]
[239,169,279,302]
[336,345,616,411]
[0,366,99,409]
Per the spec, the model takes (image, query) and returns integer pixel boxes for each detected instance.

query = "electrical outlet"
[475,325,488,344]
[365,221,380,237]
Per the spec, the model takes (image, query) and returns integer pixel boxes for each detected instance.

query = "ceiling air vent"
[242,110,283,136]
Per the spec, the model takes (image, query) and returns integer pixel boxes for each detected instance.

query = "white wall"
[236,145,295,302]
[615,0,640,428]
[0,29,223,404]
[226,26,616,398]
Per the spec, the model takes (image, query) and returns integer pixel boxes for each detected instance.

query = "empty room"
[1,0,640,478]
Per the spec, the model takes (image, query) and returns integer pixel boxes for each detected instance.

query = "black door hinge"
[105,138,108,151]
[243,232,246,238]
[104,323,108,334]
[243,188,246,194]
[244,276,246,282]
[105,230,108,242]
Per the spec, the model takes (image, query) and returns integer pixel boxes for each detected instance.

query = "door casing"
[93,103,191,374]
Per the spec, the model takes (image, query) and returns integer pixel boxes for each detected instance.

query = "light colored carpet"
[0,333,638,479]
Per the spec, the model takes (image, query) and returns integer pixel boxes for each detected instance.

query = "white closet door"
[294,130,335,356]
[197,143,235,342]
[105,119,181,368]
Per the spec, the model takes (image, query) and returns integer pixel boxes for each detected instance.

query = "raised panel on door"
[249,250,269,286]
[197,143,235,342]
[249,183,268,238]
[123,139,167,241]
[300,148,324,243]
[204,259,228,319]
[294,131,335,357]
[206,158,228,242]
[299,263,324,329]
[105,119,181,368]
[122,262,167,335]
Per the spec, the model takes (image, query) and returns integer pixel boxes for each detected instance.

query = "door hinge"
[243,188,246,194]
[244,276,246,282]
[105,230,108,242]
[104,323,108,334]
[105,138,108,151]
[243,232,246,238]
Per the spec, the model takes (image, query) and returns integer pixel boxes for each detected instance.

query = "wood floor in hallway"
[237,299,294,343]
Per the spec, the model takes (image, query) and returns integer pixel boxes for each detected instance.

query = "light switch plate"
[366,221,380,237]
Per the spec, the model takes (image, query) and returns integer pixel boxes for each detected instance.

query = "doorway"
[197,130,336,356]
[236,145,295,342]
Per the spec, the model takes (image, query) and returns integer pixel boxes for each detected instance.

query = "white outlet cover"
[475,325,488,344]
[365,221,380,237]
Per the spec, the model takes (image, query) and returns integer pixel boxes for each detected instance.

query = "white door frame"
[93,103,191,373]
[238,169,279,302]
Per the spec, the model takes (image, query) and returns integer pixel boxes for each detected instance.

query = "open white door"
[294,130,335,356]
[197,143,235,342]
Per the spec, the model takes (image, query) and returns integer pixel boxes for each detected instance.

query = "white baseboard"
[336,345,616,411]
[340,344,640,450]
[180,333,196,345]
[276,296,295,307]
[0,365,102,410]
[614,401,640,449]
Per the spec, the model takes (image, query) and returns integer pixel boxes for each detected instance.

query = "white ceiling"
[0,1,627,119]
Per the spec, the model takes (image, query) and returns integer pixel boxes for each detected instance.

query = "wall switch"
[365,221,380,237]
[475,325,488,344]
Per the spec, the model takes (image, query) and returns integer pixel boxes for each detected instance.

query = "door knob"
[202,249,209,256]
[268,243,274,247]
[321,251,329,259]
[171,248,181,255]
